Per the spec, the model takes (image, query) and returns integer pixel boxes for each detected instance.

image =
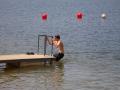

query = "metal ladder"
[38,35,53,56]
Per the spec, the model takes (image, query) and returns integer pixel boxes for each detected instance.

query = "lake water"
[0,0,120,90]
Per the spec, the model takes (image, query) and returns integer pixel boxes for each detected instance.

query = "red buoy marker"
[41,13,48,21]
[76,11,83,21]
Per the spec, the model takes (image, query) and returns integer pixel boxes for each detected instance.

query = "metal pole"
[51,36,53,56]
[38,35,40,54]
[44,35,47,56]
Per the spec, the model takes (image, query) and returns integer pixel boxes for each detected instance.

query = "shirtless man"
[47,35,64,61]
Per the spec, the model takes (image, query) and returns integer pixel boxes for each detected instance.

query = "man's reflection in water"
[40,62,64,90]
[51,62,64,89]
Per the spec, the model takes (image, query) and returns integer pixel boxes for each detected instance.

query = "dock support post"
[49,59,53,65]
[6,62,21,68]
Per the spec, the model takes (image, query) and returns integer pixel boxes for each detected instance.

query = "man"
[47,35,64,61]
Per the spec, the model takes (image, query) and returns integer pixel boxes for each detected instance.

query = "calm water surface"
[0,0,120,90]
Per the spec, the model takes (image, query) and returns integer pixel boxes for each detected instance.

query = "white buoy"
[101,13,107,19]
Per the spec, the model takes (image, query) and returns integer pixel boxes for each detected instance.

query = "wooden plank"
[0,54,55,63]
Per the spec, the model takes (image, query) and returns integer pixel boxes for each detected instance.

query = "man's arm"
[47,37,53,45]
[54,41,60,48]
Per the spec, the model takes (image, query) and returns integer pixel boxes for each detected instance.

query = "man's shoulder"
[60,40,64,45]
[59,40,63,43]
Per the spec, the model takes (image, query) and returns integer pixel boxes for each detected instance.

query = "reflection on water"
[0,62,64,90]
[0,52,120,90]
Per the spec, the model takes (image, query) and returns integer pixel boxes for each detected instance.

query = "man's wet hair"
[55,35,60,39]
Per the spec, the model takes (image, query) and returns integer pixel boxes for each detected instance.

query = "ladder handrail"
[38,35,53,56]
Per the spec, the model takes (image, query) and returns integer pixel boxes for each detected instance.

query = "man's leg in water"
[53,53,64,61]
[53,53,59,61]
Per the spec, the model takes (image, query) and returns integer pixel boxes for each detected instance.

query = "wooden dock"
[0,54,55,67]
